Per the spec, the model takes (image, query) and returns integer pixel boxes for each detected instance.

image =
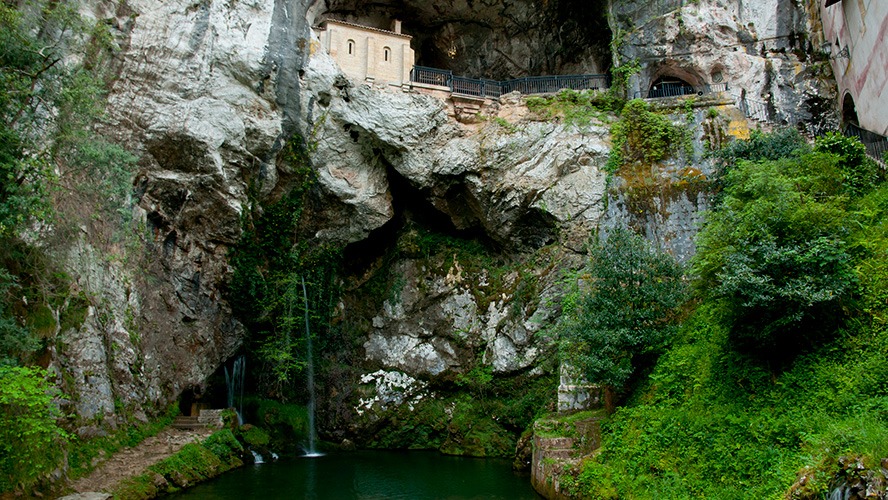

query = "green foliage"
[609,59,641,93]
[554,133,888,500]
[711,127,808,179]
[814,132,883,197]
[561,304,888,500]
[607,99,688,173]
[557,227,686,388]
[227,161,343,396]
[526,88,624,131]
[0,0,134,236]
[0,366,68,492]
[0,268,37,365]
[693,150,857,355]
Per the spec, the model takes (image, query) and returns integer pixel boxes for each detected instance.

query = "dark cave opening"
[341,167,498,279]
[314,0,612,80]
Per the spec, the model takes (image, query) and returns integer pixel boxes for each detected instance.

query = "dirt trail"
[64,427,215,496]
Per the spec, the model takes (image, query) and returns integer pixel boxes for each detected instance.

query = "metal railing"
[845,123,888,164]
[410,66,611,98]
[731,93,885,165]
[732,93,834,137]
[635,82,729,99]
[500,74,611,95]
[410,66,452,87]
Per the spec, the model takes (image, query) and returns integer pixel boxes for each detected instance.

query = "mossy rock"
[149,443,223,488]
[238,424,270,449]
[111,430,244,500]
[247,399,309,452]
[112,472,165,500]
[203,429,244,463]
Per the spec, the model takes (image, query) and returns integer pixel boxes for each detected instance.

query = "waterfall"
[302,275,322,457]
[224,355,245,425]
[251,449,264,464]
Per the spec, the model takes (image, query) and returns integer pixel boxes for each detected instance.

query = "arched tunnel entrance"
[842,93,859,127]
[648,75,697,99]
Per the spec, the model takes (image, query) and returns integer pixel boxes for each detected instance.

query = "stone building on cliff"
[821,0,888,136]
[313,19,415,88]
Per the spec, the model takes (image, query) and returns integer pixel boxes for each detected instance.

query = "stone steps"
[172,416,207,430]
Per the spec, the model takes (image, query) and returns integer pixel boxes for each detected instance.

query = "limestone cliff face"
[48,0,833,439]
[611,0,835,128]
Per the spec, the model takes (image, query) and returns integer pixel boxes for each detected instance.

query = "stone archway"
[842,92,859,127]
[648,75,696,98]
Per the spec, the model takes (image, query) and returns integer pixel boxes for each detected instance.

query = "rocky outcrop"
[612,0,835,130]
[42,0,835,448]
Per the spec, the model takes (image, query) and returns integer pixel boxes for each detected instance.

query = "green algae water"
[170,450,542,499]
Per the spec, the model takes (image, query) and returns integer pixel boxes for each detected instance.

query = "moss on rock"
[111,430,244,500]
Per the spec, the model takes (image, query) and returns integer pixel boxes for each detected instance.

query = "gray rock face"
[613,0,834,126]
[47,0,831,434]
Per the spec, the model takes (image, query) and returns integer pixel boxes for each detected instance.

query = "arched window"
[347,40,355,55]
[383,47,391,62]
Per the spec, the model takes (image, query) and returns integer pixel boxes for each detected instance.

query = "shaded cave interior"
[310,0,613,80]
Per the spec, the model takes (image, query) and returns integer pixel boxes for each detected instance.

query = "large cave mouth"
[311,0,612,80]
[341,167,499,280]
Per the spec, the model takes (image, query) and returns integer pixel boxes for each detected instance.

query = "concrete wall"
[821,0,888,136]
[316,20,414,87]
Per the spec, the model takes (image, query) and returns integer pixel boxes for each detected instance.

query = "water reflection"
[170,450,542,500]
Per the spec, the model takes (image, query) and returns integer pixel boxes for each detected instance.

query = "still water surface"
[170,450,544,500]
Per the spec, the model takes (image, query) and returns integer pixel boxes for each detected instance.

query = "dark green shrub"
[693,152,857,356]
[815,132,883,196]
[557,227,687,388]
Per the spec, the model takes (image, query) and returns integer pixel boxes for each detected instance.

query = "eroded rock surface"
[46,0,832,443]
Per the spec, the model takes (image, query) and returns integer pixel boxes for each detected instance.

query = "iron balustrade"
[635,82,730,99]
[410,66,611,98]
[410,66,452,87]
[732,93,835,137]
[844,123,888,165]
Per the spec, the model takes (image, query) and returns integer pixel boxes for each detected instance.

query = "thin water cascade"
[302,275,322,457]
[250,449,264,464]
[224,355,245,425]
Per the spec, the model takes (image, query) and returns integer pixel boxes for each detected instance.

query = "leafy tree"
[693,149,859,356]
[558,227,687,388]
[0,268,37,366]
[0,0,133,237]
[0,366,68,492]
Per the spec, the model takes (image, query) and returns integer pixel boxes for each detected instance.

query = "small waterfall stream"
[302,275,322,457]
[224,355,245,425]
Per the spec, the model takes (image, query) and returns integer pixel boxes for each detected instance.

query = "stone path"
[59,427,214,498]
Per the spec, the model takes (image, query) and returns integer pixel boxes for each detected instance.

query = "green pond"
[170,450,543,499]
